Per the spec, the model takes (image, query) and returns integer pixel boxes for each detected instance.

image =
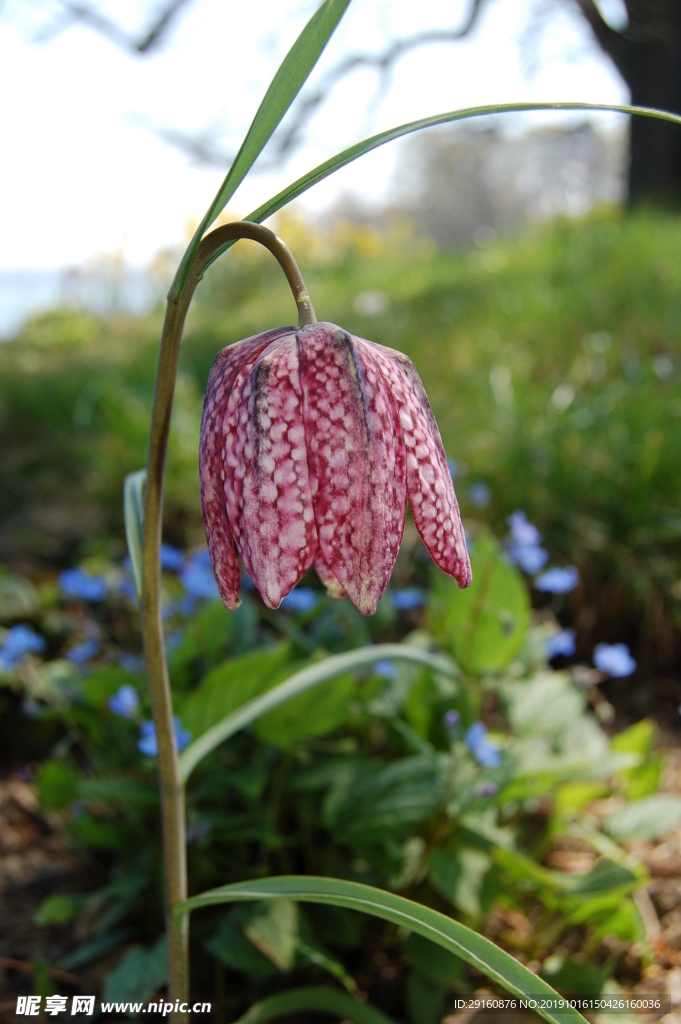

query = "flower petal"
[313,551,346,600]
[223,333,318,608]
[200,329,287,610]
[369,343,471,587]
[298,323,407,615]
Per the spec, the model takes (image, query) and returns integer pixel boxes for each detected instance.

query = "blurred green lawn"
[1,207,680,667]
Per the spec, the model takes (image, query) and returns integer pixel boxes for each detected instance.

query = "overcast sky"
[1,0,628,270]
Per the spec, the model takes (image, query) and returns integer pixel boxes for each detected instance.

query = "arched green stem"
[141,222,315,1020]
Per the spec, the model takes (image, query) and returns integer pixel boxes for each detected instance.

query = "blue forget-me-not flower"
[138,716,192,757]
[593,642,636,678]
[465,722,502,768]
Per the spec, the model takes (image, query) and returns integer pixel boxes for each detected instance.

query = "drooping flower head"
[200,322,471,615]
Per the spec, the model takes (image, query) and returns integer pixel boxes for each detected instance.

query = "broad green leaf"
[36,760,78,810]
[610,719,656,757]
[429,847,493,919]
[179,644,457,782]
[235,986,397,1024]
[35,895,80,926]
[177,643,293,741]
[605,794,681,841]
[77,778,158,808]
[323,757,444,846]
[404,932,462,985]
[405,974,445,1024]
[541,955,606,997]
[254,672,354,750]
[244,900,298,971]
[204,907,277,979]
[495,849,636,898]
[177,876,588,1024]
[429,532,529,674]
[103,936,167,1004]
[123,470,146,599]
[504,673,584,736]
[172,0,353,300]
[554,781,610,819]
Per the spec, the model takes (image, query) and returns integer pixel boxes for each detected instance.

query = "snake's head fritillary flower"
[200,322,471,615]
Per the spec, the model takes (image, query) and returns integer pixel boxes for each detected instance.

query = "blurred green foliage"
[1,208,680,669]
[0,522,672,1019]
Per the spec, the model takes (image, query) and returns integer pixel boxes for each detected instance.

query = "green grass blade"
[179,643,456,782]
[178,876,587,1024]
[170,0,352,301]
[123,470,146,599]
[235,985,396,1024]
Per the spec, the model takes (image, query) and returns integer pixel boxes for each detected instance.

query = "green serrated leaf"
[123,470,146,599]
[177,876,588,1024]
[235,986,397,1024]
[172,0,352,300]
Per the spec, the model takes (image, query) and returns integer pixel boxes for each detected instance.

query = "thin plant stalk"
[141,222,316,1018]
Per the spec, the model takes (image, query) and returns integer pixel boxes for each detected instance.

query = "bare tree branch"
[272,0,491,161]
[142,0,492,170]
[34,0,195,53]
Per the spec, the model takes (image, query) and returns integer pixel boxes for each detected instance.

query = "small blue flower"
[66,638,100,665]
[473,782,499,797]
[443,709,460,731]
[280,588,318,612]
[508,511,541,547]
[465,722,502,768]
[508,543,549,575]
[0,625,46,671]
[108,684,140,719]
[447,457,458,480]
[469,482,491,508]
[178,594,198,617]
[593,642,636,678]
[390,588,425,611]
[116,577,138,601]
[373,660,396,678]
[546,629,576,659]
[59,568,107,602]
[179,550,219,600]
[535,566,580,593]
[160,544,184,572]
[118,652,143,673]
[138,716,192,757]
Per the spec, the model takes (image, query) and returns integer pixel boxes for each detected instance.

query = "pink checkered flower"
[199,322,471,615]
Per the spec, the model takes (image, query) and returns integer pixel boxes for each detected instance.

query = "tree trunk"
[575,0,681,205]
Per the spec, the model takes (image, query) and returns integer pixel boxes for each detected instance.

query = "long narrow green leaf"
[178,877,587,1024]
[179,643,456,781]
[123,470,146,599]
[170,0,352,300]
[197,101,681,279]
[247,102,681,224]
[235,985,396,1024]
